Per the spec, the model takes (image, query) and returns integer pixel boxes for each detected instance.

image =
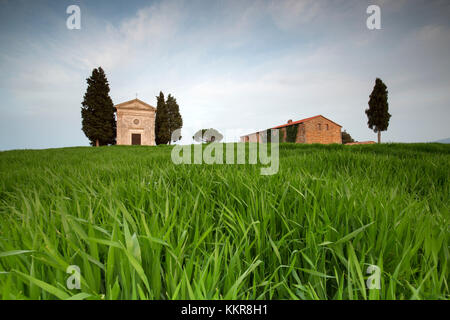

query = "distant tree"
[341,130,355,144]
[155,91,169,145]
[81,67,116,146]
[365,78,391,143]
[166,94,183,144]
[193,128,223,143]
[155,92,183,145]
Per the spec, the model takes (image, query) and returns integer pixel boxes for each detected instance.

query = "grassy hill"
[0,143,448,300]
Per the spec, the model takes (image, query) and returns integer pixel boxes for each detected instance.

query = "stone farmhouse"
[115,98,156,146]
[240,115,342,144]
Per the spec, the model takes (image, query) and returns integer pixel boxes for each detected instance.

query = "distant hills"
[435,137,450,144]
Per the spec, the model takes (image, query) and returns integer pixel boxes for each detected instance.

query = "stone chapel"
[115,98,156,145]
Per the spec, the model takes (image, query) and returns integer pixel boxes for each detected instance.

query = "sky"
[0,0,449,150]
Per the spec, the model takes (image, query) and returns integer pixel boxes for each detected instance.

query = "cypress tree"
[155,91,169,145]
[81,67,116,146]
[365,78,391,143]
[166,94,183,144]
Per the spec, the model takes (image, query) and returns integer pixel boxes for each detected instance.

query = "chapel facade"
[115,98,156,146]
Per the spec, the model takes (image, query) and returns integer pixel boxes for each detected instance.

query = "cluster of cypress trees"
[155,91,183,145]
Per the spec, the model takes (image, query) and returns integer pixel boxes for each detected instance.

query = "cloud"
[267,0,322,30]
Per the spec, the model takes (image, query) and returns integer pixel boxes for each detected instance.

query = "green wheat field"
[0,143,448,300]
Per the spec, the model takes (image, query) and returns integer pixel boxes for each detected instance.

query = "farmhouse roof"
[271,115,342,129]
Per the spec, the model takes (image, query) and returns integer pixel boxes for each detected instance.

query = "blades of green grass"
[0,250,34,258]
[14,270,70,300]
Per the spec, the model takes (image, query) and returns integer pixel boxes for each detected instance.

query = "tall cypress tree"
[365,78,391,143]
[166,94,183,144]
[81,67,116,146]
[155,91,170,145]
